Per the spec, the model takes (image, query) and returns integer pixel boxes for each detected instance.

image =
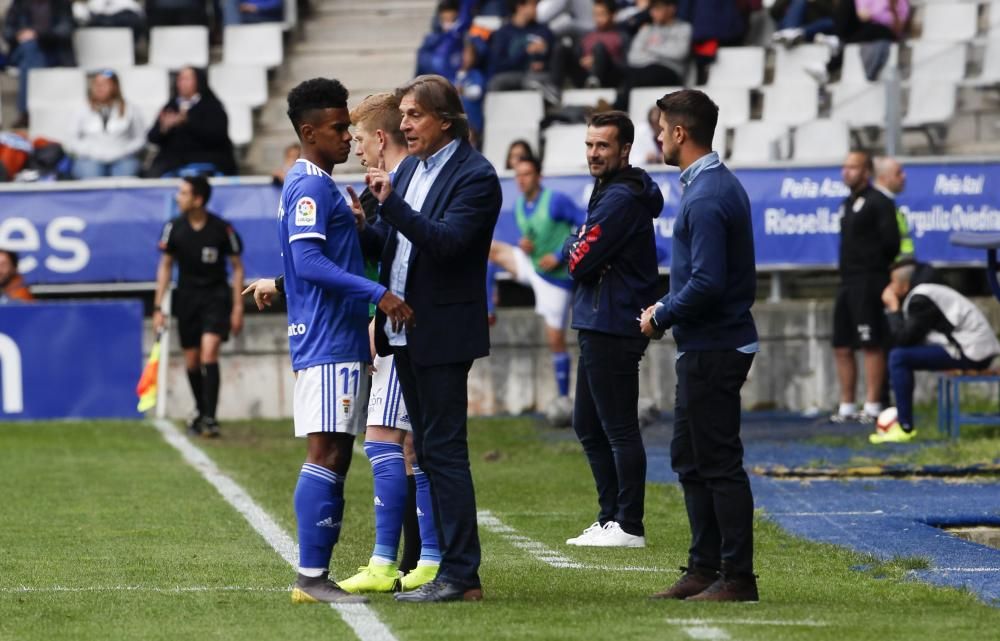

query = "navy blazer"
[361,139,502,367]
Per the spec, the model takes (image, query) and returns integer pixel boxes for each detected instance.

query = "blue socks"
[294,463,345,572]
[412,464,441,563]
[365,441,407,563]
[553,352,571,397]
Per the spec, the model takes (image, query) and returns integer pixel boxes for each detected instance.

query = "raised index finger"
[345,185,361,207]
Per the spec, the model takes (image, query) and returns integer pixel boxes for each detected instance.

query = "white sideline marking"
[918,567,1000,573]
[2,585,289,594]
[772,511,885,516]
[476,510,666,572]
[151,419,398,641]
[666,618,828,627]
[682,626,730,640]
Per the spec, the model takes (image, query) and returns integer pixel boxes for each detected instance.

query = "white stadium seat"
[27,67,86,110]
[902,79,957,128]
[792,120,850,163]
[225,102,254,147]
[483,91,544,168]
[208,64,268,109]
[968,39,1000,85]
[483,126,539,170]
[830,82,886,128]
[730,121,789,164]
[149,26,210,70]
[761,83,819,126]
[839,43,898,84]
[705,47,766,89]
[703,86,751,128]
[118,66,170,130]
[772,44,830,85]
[29,106,80,143]
[919,3,978,42]
[74,28,134,71]
[542,124,589,173]
[223,24,284,69]
[627,86,682,128]
[561,88,615,107]
[908,41,967,81]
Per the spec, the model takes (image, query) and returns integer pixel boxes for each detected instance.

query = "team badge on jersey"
[340,396,354,419]
[295,197,317,226]
[201,247,219,264]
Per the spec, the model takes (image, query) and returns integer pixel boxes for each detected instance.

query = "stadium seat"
[627,86,682,128]
[829,82,886,127]
[705,46,766,89]
[703,86,751,127]
[839,43,899,84]
[27,68,86,110]
[730,121,789,164]
[483,126,540,170]
[772,44,830,85]
[225,103,254,147]
[149,26,210,70]
[919,3,978,42]
[118,66,170,130]
[73,28,134,71]
[542,124,589,173]
[761,83,819,125]
[967,39,1000,85]
[792,119,850,162]
[483,90,544,168]
[561,88,615,107]
[223,24,284,69]
[902,79,957,128]
[990,1,1000,36]
[908,41,968,81]
[208,65,268,109]
[29,107,78,144]
[713,124,728,159]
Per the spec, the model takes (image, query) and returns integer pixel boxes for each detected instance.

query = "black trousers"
[573,330,649,536]
[672,350,755,576]
[392,347,481,588]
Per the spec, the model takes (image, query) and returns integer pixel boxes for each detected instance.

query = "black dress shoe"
[393,579,483,603]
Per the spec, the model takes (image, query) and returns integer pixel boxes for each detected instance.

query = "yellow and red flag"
[136,335,161,412]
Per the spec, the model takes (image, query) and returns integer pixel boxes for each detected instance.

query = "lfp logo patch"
[295,197,317,226]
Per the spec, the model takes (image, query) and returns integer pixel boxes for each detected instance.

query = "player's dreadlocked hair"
[286,78,349,137]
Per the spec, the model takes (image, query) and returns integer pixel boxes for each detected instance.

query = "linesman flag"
[136,334,162,412]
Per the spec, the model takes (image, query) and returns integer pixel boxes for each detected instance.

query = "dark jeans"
[888,345,990,428]
[573,330,649,536]
[778,0,835,40]
[392,347,481,588]
[672,350,755,576]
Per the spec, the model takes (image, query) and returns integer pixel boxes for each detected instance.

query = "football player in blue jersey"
[272,77,413,605]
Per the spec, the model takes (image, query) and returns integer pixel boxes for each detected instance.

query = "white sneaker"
[577,521,646,548]
[566,522,602,545]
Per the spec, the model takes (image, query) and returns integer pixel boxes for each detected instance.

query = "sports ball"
[875,407,899,434]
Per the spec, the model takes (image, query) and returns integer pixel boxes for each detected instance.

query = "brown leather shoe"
[650,567,718,600]
[685,574,759,602]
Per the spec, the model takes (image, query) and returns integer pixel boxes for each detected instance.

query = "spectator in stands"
[616,0,651,37]
[770,0,835,47]
[622,0,690,89]
[505,138,535,169]
[630,105,662,166]
[0,250,34,303]
[487,0,559,103]
[873,156,914,260]
[232,0,283,23]
[875,258,1000,444]
[68,70,146,179]
[553,0,626,89]
[830,150,899,425]
[72,0,145,39]
[537,0,593,38]
[3,0,77,128]
[146,0,208,27]
[455,36,487,146]
[271,141,300,186]
[809,0,909,82]
[677,0,749,85]
[147,66,236,177]
[416,0,464,83]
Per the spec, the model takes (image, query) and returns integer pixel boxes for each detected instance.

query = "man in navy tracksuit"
[562,110,663,549]
[641,90,759,602]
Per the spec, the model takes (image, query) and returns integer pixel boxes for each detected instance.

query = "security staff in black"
[153,176,245,437]
[831,151,900,424]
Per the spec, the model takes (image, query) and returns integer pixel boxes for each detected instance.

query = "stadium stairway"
[244,0,435,174]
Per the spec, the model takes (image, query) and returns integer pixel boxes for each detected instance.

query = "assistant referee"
[154,176,245,437]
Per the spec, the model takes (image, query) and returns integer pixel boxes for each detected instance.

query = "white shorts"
[366,354,411,431]
[293,362,369,438]
[512,247,572,330]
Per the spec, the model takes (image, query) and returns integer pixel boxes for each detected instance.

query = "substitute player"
[153,176,244,438]
[487,157,584,425]
[277,77,412,605]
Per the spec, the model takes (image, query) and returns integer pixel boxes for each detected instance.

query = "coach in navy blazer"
[360,75,501,602]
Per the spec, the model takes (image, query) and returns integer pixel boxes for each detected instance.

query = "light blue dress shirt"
[385,138,461,346]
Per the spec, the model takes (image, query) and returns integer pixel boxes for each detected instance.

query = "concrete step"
[315,0,435,17]
[302,14,429,46]
[283,50,416,95]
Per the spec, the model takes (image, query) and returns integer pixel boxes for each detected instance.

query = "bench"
[937,369,1000,438]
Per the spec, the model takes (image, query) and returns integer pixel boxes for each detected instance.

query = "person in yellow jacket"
[874,156,914,259]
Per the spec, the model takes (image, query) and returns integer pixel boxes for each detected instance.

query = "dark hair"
[438,0,459,12]
[849,149,874,173]
[183,176,212,205]
[655,89,718,149]
[286,78,349,136]
[588,110,635,146]
[594,0,617,13]
[507,0,531,13]
[649,0,677,7]
[515,155,542,175]
[395,75,469,141]
[0,249,17,269]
